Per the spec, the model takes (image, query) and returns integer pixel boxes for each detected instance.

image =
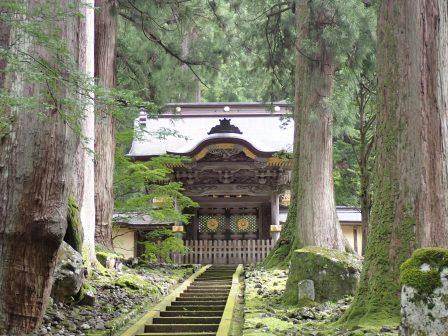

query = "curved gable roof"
[128,103,294,158]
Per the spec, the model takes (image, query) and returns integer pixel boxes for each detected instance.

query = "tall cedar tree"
[342,0,448,325]
[0,0,85,333]
[94,0,118,248]
[293,0,348,251]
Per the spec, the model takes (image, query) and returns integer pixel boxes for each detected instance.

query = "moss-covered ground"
[32,263,194,336]
[243,266,399,336]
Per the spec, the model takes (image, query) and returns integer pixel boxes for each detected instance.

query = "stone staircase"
[136,265,237,336]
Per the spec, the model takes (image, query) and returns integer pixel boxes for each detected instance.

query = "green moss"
[263,158,299,269]
[263,243,292,269]
[64,196,84,253]
[297,298,318,307]
[400,248,448,295]
[339,173,414,327]
[75,282,96,303]
[115,274,157,292]
[95,245,122,268]
[340,12,416,328]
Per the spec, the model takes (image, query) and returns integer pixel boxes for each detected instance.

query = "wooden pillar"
[193,208,199,240]
[172,197,184,240]
[270,194,281,242]
[271,193,280,226]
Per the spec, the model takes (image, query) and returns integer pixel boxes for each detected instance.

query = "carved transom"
[207,145,241,158]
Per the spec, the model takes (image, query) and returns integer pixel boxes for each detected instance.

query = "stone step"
[137,333,216,336]
[184,288,230,293]
[182,292,229,296]
[160,311,223,317]
[176,296,228,302]
[180,291,229,296]
[152,317,221,324]
[125,265,240,336]
[171,301,226,306]
[195,278,232,281]
[166,305,224,311]
[188,285,231,289]
[189,281,231,285]
[144,324,219,333]
[178,294,228,300]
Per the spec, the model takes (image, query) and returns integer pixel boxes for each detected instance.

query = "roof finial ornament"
[207,118,243,135]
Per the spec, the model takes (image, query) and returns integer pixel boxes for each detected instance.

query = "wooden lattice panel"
[199,215,225,233]
[230,215,257,233]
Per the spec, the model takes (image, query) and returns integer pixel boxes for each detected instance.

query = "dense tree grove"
[2,0,448,333]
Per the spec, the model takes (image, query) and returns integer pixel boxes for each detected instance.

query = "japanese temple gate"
[129,102,293,264]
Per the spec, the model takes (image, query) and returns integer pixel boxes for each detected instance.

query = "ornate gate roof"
[128,102,294,159]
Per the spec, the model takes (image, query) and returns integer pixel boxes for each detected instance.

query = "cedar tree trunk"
[294,0,347,251]
[78,0,97,262]
[0,0,82,333]
[94,0,117,249]
[342,0,448,325]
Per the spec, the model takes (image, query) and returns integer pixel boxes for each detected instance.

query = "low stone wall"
[400,248,448,336]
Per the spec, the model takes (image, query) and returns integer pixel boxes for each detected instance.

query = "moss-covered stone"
[64,196,84,253]
[96,246,122,269]
[115,274,154,291]
[400,248,448,335]
[51,242,86,301]
[400,248,448,295]
[283,246,362,305]
[75,282,97,305]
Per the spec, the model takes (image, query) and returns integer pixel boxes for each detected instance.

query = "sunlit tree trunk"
[342,0,448,324]
[94,0,117,249]
[0,1,83,333]
[294,0,347,251]
[79,0,97,262]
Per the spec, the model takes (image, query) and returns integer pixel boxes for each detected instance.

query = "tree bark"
[79,0,97,262]
[0,1,82,333]
[294,0,347,251]
[342,0,448,324]
[356,79,374,255]
[94,0,117,249]
[264,0,350,266]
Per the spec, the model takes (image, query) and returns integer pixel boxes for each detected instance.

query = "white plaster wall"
[113,228,136,259]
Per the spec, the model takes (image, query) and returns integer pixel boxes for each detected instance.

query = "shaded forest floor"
[243,267,399,336]
[31,263,194,336]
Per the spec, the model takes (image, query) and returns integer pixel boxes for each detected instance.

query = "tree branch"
[118,11,210,87]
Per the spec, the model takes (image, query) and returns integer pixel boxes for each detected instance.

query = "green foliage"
[114,154,197,223]
[1,1,89,133]
[117,0,231,103]
[141,229,188,263]
[0,0,154,151]
[400,248,448,295]
[333,139,361,206]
